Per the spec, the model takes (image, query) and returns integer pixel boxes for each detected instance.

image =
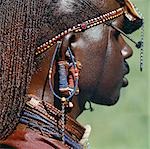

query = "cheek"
[76,37,108,90]
[100,47,123,93]
[79,55,104,89]
[94,36,124,103]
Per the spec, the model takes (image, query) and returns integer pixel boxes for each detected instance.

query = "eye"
[109,18,124,38]
[114,28,121,37]
[109,22,121,38]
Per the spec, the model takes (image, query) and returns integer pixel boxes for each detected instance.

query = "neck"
[18,95,87,148]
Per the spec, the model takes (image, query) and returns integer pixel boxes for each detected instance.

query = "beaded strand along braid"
[0,0,45,139]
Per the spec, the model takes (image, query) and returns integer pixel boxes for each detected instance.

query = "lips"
[122,61,130,87]
[122,77,128,87]
[124,61,130,74]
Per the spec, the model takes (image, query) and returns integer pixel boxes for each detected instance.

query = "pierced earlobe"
[57,47,82,99]
[49,41,81,107]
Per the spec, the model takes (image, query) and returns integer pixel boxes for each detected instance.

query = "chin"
[90,90,121,106]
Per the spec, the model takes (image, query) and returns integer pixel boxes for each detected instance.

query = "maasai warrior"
[0,0,144,148]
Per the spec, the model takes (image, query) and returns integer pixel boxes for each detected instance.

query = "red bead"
[81,23,87,30]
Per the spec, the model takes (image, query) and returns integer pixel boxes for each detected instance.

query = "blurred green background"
[78,0,149,149]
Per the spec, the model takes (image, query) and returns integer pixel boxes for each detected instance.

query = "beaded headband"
[35,7,124,56]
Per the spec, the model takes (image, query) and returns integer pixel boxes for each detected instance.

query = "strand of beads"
[134,3,144,71]
[35,7,125,56]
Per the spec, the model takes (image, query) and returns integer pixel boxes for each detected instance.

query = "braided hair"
[0,0,44,139]
[0,0,105,139]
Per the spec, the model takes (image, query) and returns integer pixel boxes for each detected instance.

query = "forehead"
[57,0,121,13]
[92,0,120,13]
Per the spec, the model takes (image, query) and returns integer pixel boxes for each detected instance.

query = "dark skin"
[0,1,143,149]
[28,0,135,120]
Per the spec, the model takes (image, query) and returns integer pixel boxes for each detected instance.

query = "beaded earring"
[48,41,81,143]
[58,60,69,93]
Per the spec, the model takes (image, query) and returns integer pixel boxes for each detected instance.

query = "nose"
[119,35,133,59]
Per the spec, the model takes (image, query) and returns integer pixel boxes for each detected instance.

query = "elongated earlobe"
[48,32,81,107]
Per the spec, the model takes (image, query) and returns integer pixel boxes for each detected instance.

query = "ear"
[59,32,77,60]
[56,32,81,101]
